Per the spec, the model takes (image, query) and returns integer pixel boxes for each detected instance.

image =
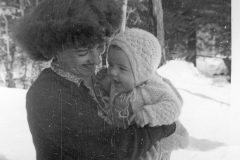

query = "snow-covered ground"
[0,88,35,160]
[157,61,239,160]
[0,60,238,160]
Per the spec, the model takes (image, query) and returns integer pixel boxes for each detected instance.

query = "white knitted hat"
[110,28,162,86]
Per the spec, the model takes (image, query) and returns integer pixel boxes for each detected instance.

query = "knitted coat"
[110,74,189,153]
[26,66,176,160]
[107,28,189,156]
[97,66,189,156]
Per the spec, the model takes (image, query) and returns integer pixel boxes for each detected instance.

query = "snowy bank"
[0,60,237,160]
[157,60,237,160]
[0,87,35,160]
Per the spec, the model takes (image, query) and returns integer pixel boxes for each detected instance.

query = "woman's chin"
[69,67,95,79]
[82,66,96,75]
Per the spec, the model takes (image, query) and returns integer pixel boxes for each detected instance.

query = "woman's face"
[58,43,106,79]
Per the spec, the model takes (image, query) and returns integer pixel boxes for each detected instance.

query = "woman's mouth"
[82,64,94,69]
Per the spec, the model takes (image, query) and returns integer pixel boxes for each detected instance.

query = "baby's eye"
[120,67,127,71]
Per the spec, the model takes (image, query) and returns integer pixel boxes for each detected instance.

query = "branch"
[2,14,10,56]
[197,55,229,59]
[0,6,20,19]
[0,45,8,54]
[0,6,19,10]
[126,8,136,21]
[121,0,128,32]
[0,53,7,58]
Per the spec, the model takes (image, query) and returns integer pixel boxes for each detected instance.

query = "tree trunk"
[121,0,128,32]
[2,12,16,88]
[4,54,16,88]
[223,57,231,82]
[151,0,166,67]
[186,30,197,67]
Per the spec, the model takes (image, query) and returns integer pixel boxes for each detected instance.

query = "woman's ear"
[55,50,69,68]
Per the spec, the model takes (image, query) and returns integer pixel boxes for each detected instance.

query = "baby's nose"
[109,68,118,77]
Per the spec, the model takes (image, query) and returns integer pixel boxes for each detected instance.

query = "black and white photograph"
[0,0,237,160]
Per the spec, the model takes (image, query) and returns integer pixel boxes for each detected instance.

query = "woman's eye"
[74,47,88,52]
[74,48,88,56]
[78,52,88,56]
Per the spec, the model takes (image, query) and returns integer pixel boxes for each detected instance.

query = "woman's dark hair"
[13,0,122,61]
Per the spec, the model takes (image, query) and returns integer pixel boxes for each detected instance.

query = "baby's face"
[107,46,135,94]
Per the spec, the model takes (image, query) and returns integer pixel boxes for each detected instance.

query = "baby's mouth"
[113,79,121,85]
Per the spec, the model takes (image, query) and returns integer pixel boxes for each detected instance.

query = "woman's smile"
[82,63,95,70]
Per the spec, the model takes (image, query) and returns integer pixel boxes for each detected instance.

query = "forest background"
[0,0,231,89]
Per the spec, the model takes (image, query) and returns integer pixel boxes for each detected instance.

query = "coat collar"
[51,60,83,87]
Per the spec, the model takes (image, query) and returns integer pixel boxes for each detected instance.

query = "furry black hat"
[13,0,122,61]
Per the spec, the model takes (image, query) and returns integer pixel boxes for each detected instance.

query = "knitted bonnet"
[110,28,162,86]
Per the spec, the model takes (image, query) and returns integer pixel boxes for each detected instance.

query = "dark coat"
[26,68,176,160]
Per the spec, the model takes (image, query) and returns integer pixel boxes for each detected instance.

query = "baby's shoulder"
[143,76,174,100]
[147,75,169,89]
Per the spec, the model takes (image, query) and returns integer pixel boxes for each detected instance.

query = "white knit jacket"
[97,67,189,155]
[130,75,182,126]
[109,74,189,153]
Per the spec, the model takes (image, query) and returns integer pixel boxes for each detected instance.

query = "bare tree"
[121,0,128,32]
[1,6,16,87]
[151,0,166,66]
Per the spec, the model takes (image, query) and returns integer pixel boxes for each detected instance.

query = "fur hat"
[110,28,162,86]
[13,0,122,61]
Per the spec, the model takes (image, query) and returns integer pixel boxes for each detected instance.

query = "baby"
[99,28,189,160]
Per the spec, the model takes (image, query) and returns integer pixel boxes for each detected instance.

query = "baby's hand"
[131,111,147,128]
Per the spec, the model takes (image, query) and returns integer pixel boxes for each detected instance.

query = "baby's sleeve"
[141,80,183,127]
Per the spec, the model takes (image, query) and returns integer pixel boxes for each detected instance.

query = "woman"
[13,0,176,159]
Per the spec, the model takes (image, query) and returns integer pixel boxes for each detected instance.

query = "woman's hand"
[113,109,128,128]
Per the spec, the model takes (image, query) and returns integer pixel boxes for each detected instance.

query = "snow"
[0,60,238,160]
[0,87,35,160]
[196,57,228,76]
[157,60,238,160]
